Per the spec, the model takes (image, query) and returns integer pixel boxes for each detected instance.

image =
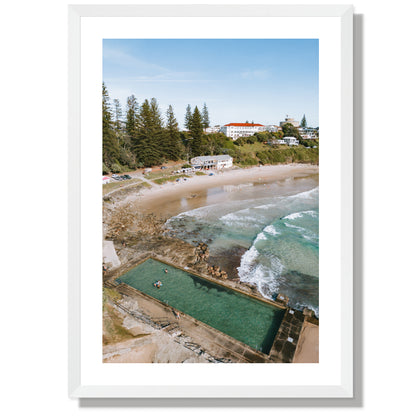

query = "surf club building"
[191,155,233,170]
[220,123,265,140]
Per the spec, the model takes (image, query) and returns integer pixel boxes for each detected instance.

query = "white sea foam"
[263,225,280,236]
[220,212,261,225]
[255,232,267,241]
[291,301,319,318]
[287,186,319,200]
[284,223,318,242]
[237,226,285,299]
[283,210,318,220]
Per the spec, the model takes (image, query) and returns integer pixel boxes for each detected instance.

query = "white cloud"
[103,48,210,83]
[240,69,271,80]
[103,47,168,75]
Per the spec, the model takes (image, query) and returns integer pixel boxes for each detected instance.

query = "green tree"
[113,99,123,133]
[184,104,192,131]
[190,106,203,156]
[300,114,307,128]
[126,95,139,143]
[202,102,210,130]
[133,98,163,167]
[102,83,119,166]
[164,105,184,160]
[282,122,301,140]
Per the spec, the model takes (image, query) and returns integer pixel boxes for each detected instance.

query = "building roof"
[191,155,232,162]
[224,123,264,127]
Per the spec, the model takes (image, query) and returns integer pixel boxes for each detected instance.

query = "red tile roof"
[224,123,264,127]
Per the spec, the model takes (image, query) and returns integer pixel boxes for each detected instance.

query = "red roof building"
[224,123,264,127]
[220,122,265,140]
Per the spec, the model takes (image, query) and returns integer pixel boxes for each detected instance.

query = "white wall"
[1,0,415,415]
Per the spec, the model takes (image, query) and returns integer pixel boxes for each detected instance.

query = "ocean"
[164,176,319,316]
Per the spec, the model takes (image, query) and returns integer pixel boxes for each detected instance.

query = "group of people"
[153,280,162,289]
[153,269,169,289]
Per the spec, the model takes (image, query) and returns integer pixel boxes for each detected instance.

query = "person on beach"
[175,310,180,320]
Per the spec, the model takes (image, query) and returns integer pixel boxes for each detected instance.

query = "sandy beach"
[129,164,319,218]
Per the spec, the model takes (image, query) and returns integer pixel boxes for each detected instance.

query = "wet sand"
[132,164,319,219]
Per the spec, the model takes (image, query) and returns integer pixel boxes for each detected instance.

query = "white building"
[205,125,221,133]
[280,116,300,128]
[190,155,233,170]
[220,123,265,140]
[264,125,282,133]
[298,127,318,139]
[280,136,299,146]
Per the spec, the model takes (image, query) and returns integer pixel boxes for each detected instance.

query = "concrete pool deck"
[104,255,318,363]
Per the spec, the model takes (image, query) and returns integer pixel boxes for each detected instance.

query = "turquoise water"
[116,258,285,354]
[165,182,319,316]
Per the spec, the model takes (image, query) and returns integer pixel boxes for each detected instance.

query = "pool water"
[116,258,285,354]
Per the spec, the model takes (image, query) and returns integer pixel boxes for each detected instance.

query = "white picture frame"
[68,4,353,399]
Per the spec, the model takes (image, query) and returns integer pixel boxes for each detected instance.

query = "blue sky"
[103,39,319,128]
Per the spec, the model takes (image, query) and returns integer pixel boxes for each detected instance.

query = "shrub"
[110,163,122,173]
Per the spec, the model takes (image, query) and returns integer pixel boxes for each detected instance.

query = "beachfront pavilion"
[190,155,233,170]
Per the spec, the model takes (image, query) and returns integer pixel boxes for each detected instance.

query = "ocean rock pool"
[116,258,285,354]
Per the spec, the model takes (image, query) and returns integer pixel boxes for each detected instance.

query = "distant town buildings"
[280,115,300,128]
[191,155,233,169]
[220,123,265,140]
[298,127,318,139]
[197,116,318,143]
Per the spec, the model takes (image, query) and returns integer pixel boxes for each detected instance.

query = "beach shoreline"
[129,163,319,218]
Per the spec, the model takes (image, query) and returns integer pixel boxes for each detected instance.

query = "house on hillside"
[298,127,318,139]
[191,155,233,170]
[220,123,265,140]
[269,137,299,146]
[281,136,299,146]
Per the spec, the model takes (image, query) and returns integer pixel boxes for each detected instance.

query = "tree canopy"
[202,102,210,130]
[300,114,307,128]
[184,104,192,131]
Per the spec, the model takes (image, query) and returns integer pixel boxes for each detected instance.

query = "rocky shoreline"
[102,184,281,302]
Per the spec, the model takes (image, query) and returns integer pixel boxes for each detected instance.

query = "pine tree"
[184,104,192,130]
[113,99,123,133]
[102,83,119,166]
[202,102,210,130]
[126,95,139,143]
[134,99,162,167]
[164,105,184,160]
[190,106,203,156]
[301,114,307,128]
